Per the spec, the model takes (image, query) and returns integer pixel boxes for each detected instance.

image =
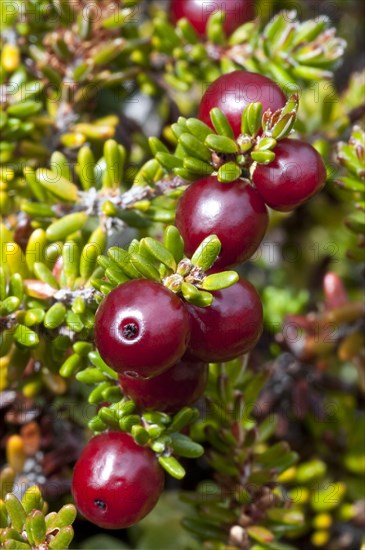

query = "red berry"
[175,176,268,269]
[119,359,208,413]
[186,278,263,362]
[252,138,327,211]
[94,279,191,379]
[72,432,164,529]
[170,0,254,37]
[198,71,286,138]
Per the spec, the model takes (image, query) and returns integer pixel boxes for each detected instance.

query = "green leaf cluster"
[0,486,76,549]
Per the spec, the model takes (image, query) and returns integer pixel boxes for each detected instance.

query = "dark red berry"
[175,176,268,269]
[119,359,208,413]
[170,0,254,37]
[186,278,263,362]
[94,279,191,379]
[198,71,286,138]
[72,432,164,529]
[252,138,327,211]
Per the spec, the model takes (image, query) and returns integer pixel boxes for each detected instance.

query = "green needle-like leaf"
[140,237,177,271]
[4,494,26,532]
[104,139,124,188]
[251,150,276,164]
[200,271,239,291]
[158,456,186,479]
[205,134,238,154]
[35,169,78,202]
[131,425,150,446]
[77,146,96,190]
[0,296,20,315]
[98,407,119,429]
[217,162,241,183]
[163,225,185,263]
[155,152,183,171]
[88,351,118,380]
[21,486,43,514]
[4,540,30,549]
[28,510,46,546]
[14,325,39,348]
[47,504,77,531]
[186,118,212,141]
[88,416,107,431]
[149,137,169,155]
[181,283,213,307]
[44,303,66,329]
[76,368,107,384]
[206,10,226,45]
[88,383,112,406]
[191,235,221,271]
[9,274,23,301]
[25,229,47,272]
[48,526,74,549]
[59,353,83,378]
[119,414,141,432]
[33,262,58,289]
[7,100,41,118]
[209,108,235,138]
[66,310,84,332]
[129,253,161,281]
[256,137,277,151]
[0,267,7,301]
[180,133,212,162]
[46,213,87,242]
[170,433,204,458]
[271,112,296,140]
[168,407,198,433]
[247,525,274,544]
[50,151,72,181]
[80,227,107,281]
[183,157,214,176]
[108,247,141,279]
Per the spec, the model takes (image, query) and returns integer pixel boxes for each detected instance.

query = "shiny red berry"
[170,0,254,37]
[198,71,287,138]
[175,176,268,269]
[252,138,327,211]
[186,278,263,362]
[119,359,208,413]
[94,279,191,379]
[72,432,164,529]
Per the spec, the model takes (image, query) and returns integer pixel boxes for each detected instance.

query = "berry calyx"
[170,0,254,37]
[198,71,287,138]
[252,138,327,211]
[94,279,191,379]
[175,176,268,269]
[186,278,263,362]
[72,432,164,529]
[119,359,208,413]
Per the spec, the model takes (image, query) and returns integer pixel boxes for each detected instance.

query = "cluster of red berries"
[72,269,262,528]
[95,276,263,396]
[178,71,326,267]
[72,271,263,529]
[72,3,327,531]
